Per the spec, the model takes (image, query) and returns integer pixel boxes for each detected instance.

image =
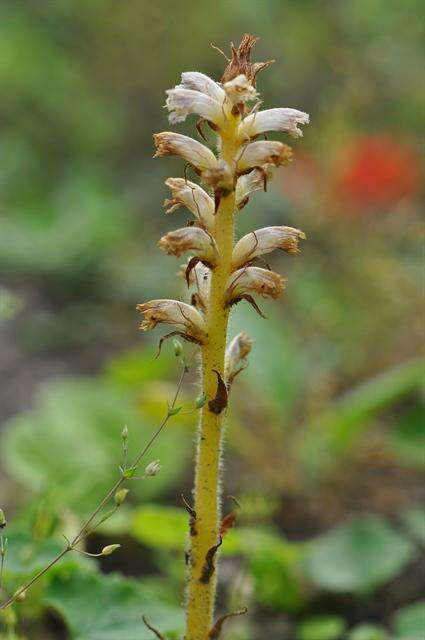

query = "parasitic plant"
[137,34,309,639]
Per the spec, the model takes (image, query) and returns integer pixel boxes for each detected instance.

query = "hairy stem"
[185,117,239,639]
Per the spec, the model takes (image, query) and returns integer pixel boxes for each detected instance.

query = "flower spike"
[141,34,309,637]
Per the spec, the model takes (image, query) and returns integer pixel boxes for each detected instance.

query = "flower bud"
[235,166,273,208]
[14,588,27,602]
[121,425,129,441]
[114,489,129,506]
[101,544,121,556]
[0,508,6,529]
[223,74,258,104]
[145,460,161,477]
[225,331,254,383]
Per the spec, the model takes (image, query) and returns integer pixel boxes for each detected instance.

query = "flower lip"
[164,178,215,230]
[158,226,218,264]
[165,87,225,126]
[232,226,306,269]
[180,71,225,102]
[237,140,293,172]
[153,132,218,173]
[239,107,310,140]
[225,266,285,305]
[137,299,206,341]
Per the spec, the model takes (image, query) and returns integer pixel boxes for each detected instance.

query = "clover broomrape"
[137,34,309,639]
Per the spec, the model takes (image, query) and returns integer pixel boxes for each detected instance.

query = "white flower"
[180,71,225,102]
[232,226,306,268]
[225,266,285,304]
[225,331,253,382]
[223,74,258,104]
[235,166,273,208]
[166,87,225,127]
[239,108,310,140]
[237,141,292,172]
[164,178,215,230]
[137,299,206,341]
[158,227,218,265]
[154,132,218,173]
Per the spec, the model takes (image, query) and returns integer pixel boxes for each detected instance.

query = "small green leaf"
[298,615,346,640]
[303,515,415,594]
[132,505,187,551]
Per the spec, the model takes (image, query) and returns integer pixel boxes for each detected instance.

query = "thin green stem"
[0,364,188,612]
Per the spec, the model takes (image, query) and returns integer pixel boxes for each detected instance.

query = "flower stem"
[185,117,239,639]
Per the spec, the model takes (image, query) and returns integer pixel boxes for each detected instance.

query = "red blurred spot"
[336,136,421,210]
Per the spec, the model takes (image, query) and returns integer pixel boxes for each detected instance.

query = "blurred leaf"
[400,505,425,544]
[298,615,346,640]
[0,530,92,596]
[240,528,305,612]
[389,402,425,470]
[303,515,416,594]
[231,307,306,420]
[299,359,424,477]
[1,377,189,513]
[131,505,187,551]
[44,571,183,640]
[347,623,390,640]
[104,347,171,390]
[392,601,425,640]
[131,508,305,611]
[0,173,129,278]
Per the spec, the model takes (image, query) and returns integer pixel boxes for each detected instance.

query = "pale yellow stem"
[185,116,240,639]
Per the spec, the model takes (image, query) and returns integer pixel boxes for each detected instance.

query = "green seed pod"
[114,488,129,506]
[0,508,6,529]
[144,460,161,477]
[14,588,27,602]
[101,544,121,556]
